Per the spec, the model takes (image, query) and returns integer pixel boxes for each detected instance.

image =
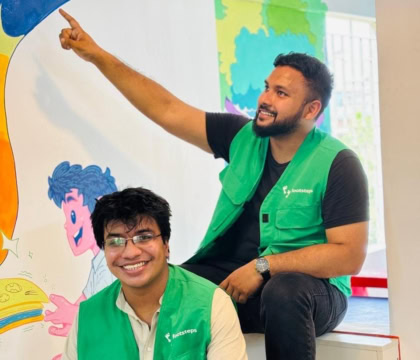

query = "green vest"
[78,265,216,359]
[189,123,351,296]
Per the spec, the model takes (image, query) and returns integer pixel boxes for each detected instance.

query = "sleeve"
[207,288,248,360]
[322,149,370,229]
[82,252,116,298]
[82,267,95,299]
[206,112,250,162]
[61,312,79,360]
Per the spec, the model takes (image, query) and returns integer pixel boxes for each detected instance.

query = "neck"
[269,125,313,164]
[122,265,169,326]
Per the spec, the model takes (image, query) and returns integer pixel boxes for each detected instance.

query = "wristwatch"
[255,257,271,282]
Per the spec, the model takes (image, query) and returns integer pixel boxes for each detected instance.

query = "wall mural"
[0,1,222,358]
[0,0,69,266]
[0,0,330,358]
[0,2,70,346]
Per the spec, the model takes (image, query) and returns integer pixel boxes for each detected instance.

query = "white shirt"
[62,288,247,360]
[82,250,116,299]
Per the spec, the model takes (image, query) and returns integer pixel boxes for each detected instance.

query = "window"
[326,13,386,278]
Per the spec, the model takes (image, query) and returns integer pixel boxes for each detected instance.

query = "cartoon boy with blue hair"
[44,161,117,337]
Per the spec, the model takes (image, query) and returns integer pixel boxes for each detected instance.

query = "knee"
[261,272,313,310]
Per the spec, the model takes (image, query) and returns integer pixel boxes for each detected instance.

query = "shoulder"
[206,112,251,161]
[205,112,250,138]
[323,149,369,228]
[330,149,366,178]
[171,265,218,292]
[317,129,348,153]
[211,288,235,319]
[206,112,250,127]
[80,279,120,307]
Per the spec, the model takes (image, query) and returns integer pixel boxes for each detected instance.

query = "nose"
[121,239,143,258]
[258,90,272,107]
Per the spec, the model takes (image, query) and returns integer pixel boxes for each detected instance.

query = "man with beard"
[58,9,369,360]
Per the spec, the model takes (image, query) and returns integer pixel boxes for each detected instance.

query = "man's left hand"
[220,261,263,304]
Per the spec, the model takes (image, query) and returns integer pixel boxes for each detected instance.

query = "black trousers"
[182,263,347,360]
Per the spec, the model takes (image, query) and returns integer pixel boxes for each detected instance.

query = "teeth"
[123,261,147,270]
[73,229,80,238]
[260,110,275,117]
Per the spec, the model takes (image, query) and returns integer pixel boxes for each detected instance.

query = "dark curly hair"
[91,187,171,249]
[273,52,333,117]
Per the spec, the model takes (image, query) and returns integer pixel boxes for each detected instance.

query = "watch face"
[256,257,269,273]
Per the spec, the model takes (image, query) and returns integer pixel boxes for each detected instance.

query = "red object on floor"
[351,276,388,288]
[351,276,388,296]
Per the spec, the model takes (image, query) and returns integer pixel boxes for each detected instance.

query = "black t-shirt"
[203,112,369,273]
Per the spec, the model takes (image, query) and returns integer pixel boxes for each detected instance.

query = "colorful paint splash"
[214,0,330,132]
[0,0,69,264]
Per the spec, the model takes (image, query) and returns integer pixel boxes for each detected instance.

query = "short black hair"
[273,52,333,117]
[91,187,171,249]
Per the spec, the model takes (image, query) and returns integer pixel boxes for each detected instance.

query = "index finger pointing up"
[59,8,81,29]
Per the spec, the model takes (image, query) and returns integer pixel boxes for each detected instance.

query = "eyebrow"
[264,80,289,92]
[106,228,154,238]
[65,196,76,203]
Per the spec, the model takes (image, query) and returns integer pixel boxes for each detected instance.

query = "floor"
[337,296,390,334]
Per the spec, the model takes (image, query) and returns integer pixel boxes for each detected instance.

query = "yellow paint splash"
[216,0,266,86]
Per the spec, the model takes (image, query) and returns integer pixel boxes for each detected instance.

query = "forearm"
[90,50,209,150]
[92,51,176,126]
[266,242,366,279]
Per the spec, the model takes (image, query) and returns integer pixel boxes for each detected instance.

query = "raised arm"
[58,9,210,153]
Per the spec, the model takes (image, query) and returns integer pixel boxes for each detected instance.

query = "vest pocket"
[275,205,322,229]
[210,187,244,231]
[210,200,241,232]
[220,166,252,205]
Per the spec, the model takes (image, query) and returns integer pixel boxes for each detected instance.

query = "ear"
[164,242,170,260]
[304,100,322,121]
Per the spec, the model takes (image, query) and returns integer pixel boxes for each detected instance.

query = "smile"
[73,227,83,246]
[259,110,276,117]
[122,261,148,271]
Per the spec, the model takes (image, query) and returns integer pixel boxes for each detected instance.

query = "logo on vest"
[165,329,198,342]
[283,185,313,198]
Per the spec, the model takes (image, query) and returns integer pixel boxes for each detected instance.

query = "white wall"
[376,0,420,358]
[1,1,223,358]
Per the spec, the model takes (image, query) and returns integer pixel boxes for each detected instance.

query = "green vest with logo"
[188,122,351,296]
[77,265,215,359]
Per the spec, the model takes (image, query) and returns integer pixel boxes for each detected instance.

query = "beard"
[252,104,305,138]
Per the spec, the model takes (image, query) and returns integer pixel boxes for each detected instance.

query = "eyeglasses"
[105,233,162,249]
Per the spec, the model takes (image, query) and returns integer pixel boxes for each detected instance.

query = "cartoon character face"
[62,189,97,256]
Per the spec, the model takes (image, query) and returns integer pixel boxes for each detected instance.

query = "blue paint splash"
[0,0,70,37]
[230,27,315,116]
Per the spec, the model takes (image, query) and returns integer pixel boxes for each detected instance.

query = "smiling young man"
[58,9,369,360]
[61,187,247,360]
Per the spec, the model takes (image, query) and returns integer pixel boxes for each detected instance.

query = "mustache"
[257,104,278,117]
